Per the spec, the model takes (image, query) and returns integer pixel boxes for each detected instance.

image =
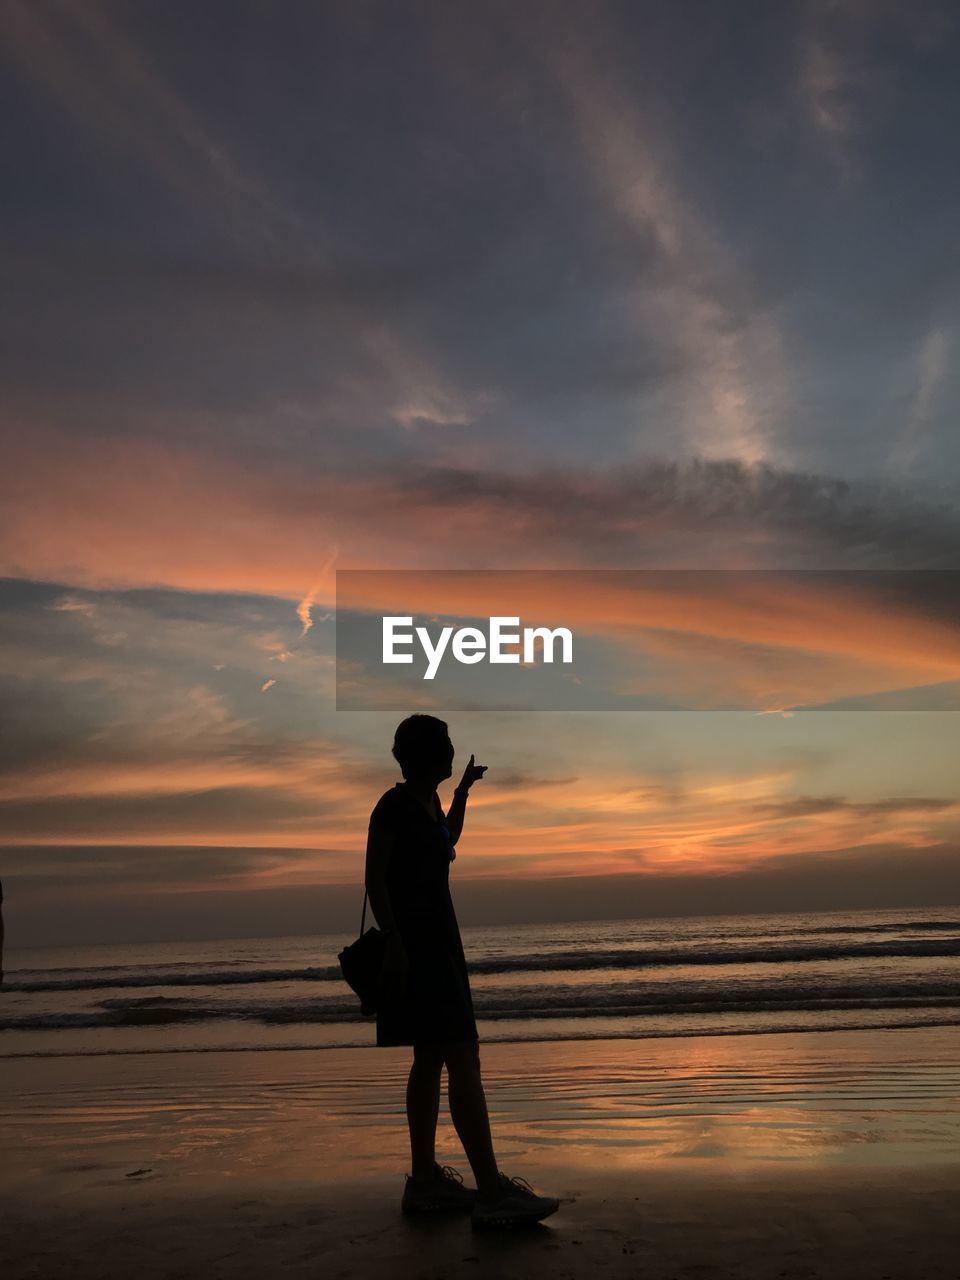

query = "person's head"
[392,714,454,785]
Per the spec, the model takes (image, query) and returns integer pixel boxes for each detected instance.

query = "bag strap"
[359,889,368,937]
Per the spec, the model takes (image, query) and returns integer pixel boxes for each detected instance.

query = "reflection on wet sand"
[2,1025,959,1193]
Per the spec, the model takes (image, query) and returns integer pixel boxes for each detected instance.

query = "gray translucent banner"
[335,570,960,711]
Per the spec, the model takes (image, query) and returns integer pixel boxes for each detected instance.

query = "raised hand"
[456,753,487,793]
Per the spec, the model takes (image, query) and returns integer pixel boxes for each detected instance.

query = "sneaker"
[401,1163,478,1214]
[471,1173,560,1228]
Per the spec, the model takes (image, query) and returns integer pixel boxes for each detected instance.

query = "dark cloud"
[0,786,329,840]
[0,674,116,776]
[451,841,960,927]
[8,841,959,948]
[3,1,960,468]
[489,770,580,790]
[753,795,957,819]
[394,458,960,568]
[4,842,321,888]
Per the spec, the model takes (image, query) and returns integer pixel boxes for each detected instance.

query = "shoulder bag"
[337,891,386,1017]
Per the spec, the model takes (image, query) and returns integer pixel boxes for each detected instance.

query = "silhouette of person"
[364,715,559,1226]
[0,877,4,986]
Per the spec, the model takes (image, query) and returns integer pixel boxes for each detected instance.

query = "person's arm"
[446,753,487,847]
[445,786,469,848]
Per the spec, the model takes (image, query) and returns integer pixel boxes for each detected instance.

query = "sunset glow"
[1,1,958,945]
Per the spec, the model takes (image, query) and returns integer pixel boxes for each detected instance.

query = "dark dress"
[370,782,478,1047]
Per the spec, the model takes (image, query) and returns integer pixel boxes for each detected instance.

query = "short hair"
[392,714,449,779]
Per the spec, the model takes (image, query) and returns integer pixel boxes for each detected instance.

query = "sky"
[1,0,959,946]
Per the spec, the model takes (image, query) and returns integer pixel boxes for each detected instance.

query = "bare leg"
[407,1042,444,1181]
[443,1040,500,1199]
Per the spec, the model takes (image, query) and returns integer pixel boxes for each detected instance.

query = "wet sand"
[3,1027,959,1278]
[3,1165,959,1280]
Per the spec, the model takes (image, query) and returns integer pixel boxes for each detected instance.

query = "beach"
[6,1,960,1273]
[4,1026,959,1278]
[5,1164,959,1280]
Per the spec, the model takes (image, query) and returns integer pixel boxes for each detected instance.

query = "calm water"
[2,907,959,1058]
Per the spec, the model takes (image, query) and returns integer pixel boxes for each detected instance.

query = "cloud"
[336,567,960,711]
[1,5,477,440]
[0,585,392,865]
[488,770,580,791]
[526,16,790,465]
[449,841,960,926]
[1,576,958,933]
[7,574,956,887]
[753,795,956,819]
[890,326,953,471]
[4,842,325,891]
[48,595,97,617]
[3,420,960,607]
[797,0,957,182]
[10,841,960,946]
[0,0,301,249]
[798,24,866,181]
[296,545,341,638]
[6,423,960,710]
[3,0,960,943]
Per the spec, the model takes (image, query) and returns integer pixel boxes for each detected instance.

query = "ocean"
[3,906,959,1059]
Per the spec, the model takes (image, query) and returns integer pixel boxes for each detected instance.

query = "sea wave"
[5,1014,960,1059]
[4,978,960,1031]
[4,965,342,993]
[7,935,960,993]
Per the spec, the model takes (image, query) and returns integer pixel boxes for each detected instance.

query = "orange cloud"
[337,570,960,709]
[4,733,956,897]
